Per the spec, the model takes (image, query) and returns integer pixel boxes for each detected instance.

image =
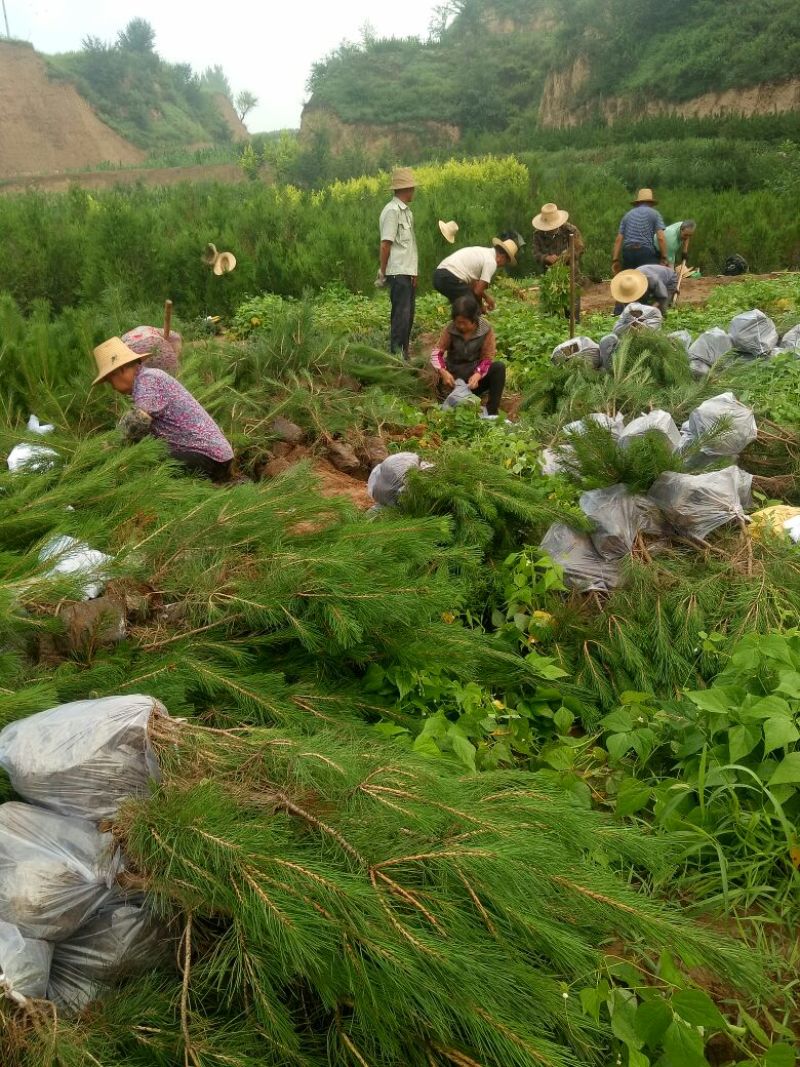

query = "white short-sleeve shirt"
[437,246,497,285]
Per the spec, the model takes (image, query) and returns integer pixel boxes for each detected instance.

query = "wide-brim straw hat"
[201,242,219,265]
[532,203,569,231]
[610,269,648,304]
[438,219,459,243]
[632,187,657,204]
[492,237,518,267]
[92,337,142,386]
[390,166,416,190]
[213,252,237,276]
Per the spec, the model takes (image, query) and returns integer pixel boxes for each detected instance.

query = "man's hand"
[483,294,496,312]
[374,269,387,289]
[117,408,152,444]
[467,372,481,390]
[412,275,418,289]
[440,370,456,389]
[612,260,621,275]
[545,254,558,265]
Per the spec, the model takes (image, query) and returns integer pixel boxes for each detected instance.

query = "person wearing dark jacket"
[429,295,506,417]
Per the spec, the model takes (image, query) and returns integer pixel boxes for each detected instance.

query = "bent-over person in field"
[93,337,234,483]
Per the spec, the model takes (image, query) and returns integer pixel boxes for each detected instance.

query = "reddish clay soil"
[311,459,372,510]
[566,272,792,315]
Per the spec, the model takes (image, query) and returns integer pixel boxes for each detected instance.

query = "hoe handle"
[163,299,173,340]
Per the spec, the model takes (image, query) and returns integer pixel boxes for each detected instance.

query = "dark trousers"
[621,244,660,270]
[471,362,506,415]
[171,449,232,483]
[432,268,472,304]
[387,274,416,359]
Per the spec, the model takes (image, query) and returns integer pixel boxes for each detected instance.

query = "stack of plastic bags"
[539,394,757,592]
[0,695,171,1010]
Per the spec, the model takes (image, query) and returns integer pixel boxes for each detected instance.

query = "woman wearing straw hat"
[92,337,234,483]
[432,238,518,312]
[531,203,583,271]
[612,189,668,274]
[610,265,678,316]
[378,167,418,361]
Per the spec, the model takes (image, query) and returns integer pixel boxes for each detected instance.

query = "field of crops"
[2,152,800,1067]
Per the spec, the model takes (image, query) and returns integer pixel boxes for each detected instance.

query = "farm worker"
[612,188,667,274]
[531,203,584,271]
[654,219,696,267]
[92,337,234,483]
[432,238,518,312]
[120,325,182,376]
[430,294,506,418]
[378,167,418,361]
[610,265,678,316]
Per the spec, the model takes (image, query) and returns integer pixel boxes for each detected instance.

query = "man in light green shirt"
[655,220,696,266]
[378,167,418,360]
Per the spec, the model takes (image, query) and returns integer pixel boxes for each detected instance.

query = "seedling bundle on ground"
[1,271,800,1066]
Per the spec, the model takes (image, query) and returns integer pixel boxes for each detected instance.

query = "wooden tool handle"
[568,233,576,339]
[163,299,173,340]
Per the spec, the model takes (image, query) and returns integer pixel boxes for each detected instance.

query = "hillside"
[0,28,249,182]
[0,41,145,179]
[303,0,800,152]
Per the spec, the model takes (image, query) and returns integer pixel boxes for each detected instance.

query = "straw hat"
[213,252,237,276]
[632,188,657,204]
[390,166,416,190]
[492,237,518,267]
[610,269,648,304]
[532,203,569,231]
[438,220,459,243]
[202,242,237,275]
[92,337,143,386]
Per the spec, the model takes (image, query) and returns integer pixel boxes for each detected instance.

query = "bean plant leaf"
[634,998,673,1048]
[672,988,727,1030]
[764,1044,797,1067]
[661,1019,708,1067]
[729,723,761,763]
[763,717,800,754]
[769,752,800,785]
[616,777,652,817]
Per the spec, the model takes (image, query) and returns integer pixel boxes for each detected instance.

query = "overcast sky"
[10,0,438,131]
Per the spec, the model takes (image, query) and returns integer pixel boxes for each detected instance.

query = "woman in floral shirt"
[93,337,233,483]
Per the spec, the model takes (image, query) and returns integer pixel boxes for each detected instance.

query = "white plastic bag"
[668,330,693,353]
[618,410,681,452]
[779,324,800,351]
[647,466,752,540]
[0,803,123,941]
[688,328,732,375]
[0,920,53,1004]
[564,412,625,440]
[598,333,619,370]
[48,902,170,1012]
[39,535,112,601]
[551,336,601,368]
[580,485,664,561]
[0,695,167,822]
[680,392,757,461]
[6,444,59,473]
[441,379,480,410]
[613,303,662,336]
[540,523,620,593]
[367,453,432,507]
[729,310,778,358]
[26,415,55,436]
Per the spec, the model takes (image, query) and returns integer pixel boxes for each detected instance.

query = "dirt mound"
[0,42,144,179]
[213,93,250,143]
[0,163,247,196]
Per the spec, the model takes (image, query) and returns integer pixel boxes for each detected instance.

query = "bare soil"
[0,163,247,196]
[0,42,144,179]
[576,271,793,314]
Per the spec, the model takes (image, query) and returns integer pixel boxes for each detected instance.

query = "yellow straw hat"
[632,187,657,204]
[92,337,143,386]
[492,237,518,267]
[390,166,416,190]
[610,269,649,304]
[213,251,237,276]
[438,220,459,243]
[532,203,569,231]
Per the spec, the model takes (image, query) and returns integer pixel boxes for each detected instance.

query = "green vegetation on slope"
[45,19,240,151]
[307,0,800,135]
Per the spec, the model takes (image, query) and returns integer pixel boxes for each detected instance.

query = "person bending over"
[432,238,517,312]
[430,295,506,418]
[93,336,234,483]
